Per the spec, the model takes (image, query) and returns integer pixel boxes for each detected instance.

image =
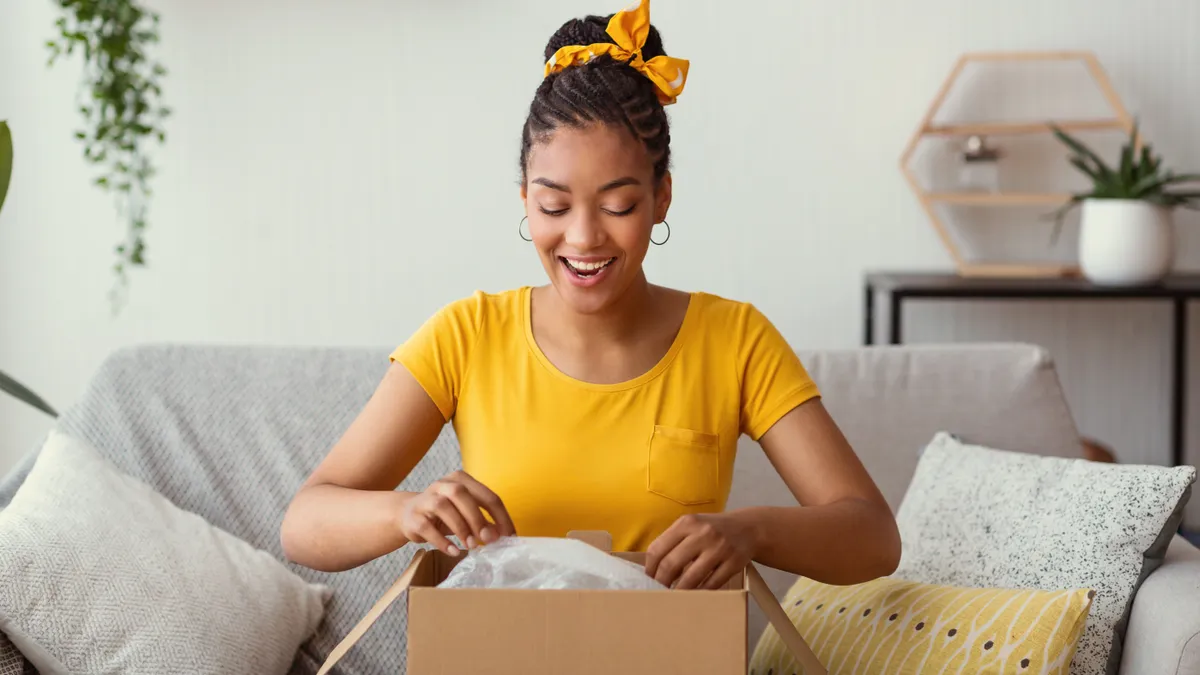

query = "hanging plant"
[45,0,170,309]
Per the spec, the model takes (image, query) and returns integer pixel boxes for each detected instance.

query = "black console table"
[863,271,1200,467]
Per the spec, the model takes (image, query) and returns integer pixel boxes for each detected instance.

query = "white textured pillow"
[0,430,331,675]
[895,432,1195,675]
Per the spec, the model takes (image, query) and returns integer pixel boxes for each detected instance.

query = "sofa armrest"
[1119,535,1200,675]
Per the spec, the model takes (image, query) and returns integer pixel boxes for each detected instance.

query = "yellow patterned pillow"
[750,576,1094,675]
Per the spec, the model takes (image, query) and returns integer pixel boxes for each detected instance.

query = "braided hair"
[519,14,672,184]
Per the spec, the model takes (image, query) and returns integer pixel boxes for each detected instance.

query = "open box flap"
[315,541,827,675]
[315,549,429,675]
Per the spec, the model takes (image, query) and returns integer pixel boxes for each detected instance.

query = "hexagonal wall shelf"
[899,51,1138,277]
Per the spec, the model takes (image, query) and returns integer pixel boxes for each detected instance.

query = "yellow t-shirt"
[390,287,820,552]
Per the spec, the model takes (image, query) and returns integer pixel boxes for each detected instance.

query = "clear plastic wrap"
[436,536,668,591]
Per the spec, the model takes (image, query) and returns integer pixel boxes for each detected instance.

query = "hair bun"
[542,13,668,64]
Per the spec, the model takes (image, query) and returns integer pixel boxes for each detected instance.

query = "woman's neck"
[545,273,659,347]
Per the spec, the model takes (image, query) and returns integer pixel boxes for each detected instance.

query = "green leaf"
[1119,138,1134,188]
[1047,195,1085,245]
[1135,145,1156,181]
[1068,156,1105,184]
[1129,173,1176,198]
[1051,123,1115,180]
[0,121,11,217]
[0,369,57,417]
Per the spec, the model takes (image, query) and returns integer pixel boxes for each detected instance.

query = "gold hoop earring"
[518,216,532,242]
[651,220,671,246]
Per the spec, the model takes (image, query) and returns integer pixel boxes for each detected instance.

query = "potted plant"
[0,121,57,417]
[1050,122,1200,286]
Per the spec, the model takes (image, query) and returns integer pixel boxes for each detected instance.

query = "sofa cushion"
[0,345,463,675]
[894,432,1196,675]
[750,575,1094,675]
[0,430,330,674]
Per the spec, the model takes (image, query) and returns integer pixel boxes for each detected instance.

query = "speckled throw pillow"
[894,432,1195,675]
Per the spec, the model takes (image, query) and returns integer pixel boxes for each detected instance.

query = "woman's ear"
[654,171,673,222]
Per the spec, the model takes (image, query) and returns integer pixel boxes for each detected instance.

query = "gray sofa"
[0,342,1197,674]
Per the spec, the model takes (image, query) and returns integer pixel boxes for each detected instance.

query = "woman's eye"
[604,204,637,216]
[538,205,569,216]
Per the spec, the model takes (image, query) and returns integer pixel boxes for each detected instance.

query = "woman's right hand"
[399,470,517,556]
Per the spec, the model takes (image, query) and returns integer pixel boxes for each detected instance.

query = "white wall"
[3,1,1199,515]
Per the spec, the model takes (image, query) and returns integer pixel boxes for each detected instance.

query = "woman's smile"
[559,255,618,287]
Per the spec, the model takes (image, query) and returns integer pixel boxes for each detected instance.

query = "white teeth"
[564,258,615,272]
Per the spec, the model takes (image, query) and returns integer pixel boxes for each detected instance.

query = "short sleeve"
[736,304,821,440]
[389,293,485,421]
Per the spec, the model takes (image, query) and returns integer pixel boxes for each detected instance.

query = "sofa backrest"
[727,342,1084,641]
[0,342,1083,671]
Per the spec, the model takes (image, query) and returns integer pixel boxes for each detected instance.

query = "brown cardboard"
[317,532,826,675]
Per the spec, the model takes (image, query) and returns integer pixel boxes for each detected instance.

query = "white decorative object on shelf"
[1078,200,1174,285]
[958,135,1002,193]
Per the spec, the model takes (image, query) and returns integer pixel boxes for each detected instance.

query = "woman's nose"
[563,211,607,250]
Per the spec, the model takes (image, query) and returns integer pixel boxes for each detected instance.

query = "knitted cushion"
[0,430,330,674]
[0,633,34,675]
[0,344,463,675]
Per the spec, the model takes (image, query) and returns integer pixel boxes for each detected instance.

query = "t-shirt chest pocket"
[646,425,721,506]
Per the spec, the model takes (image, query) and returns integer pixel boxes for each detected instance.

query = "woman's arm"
[646,398,900,589]
[279,363,513,572]
[732,397,901,584]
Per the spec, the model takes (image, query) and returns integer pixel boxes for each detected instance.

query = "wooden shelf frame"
[927,192,1075,205]
[899,51,1138,278]
[923,119,1125,136]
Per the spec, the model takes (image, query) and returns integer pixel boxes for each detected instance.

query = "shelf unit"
[899,51,1138,278]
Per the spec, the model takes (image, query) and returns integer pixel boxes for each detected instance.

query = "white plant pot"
[1077,199,1175,286]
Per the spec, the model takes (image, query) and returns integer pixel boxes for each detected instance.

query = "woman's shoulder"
[430,286,528,319]
[418,287,529,339]
[686,289,778,332]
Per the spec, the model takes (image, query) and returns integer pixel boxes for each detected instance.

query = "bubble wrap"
[437,537,668,591]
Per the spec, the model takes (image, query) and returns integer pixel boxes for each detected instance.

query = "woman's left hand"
[644,513,758,590]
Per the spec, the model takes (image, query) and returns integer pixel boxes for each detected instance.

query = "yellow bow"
[543,0,690,106]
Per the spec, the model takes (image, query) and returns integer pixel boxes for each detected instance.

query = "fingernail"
[481,527,496,542]
[466,536,477,549]
[446,545,459,556]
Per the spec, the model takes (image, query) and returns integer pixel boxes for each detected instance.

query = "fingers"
[453,471,518,538]
[673,548,722,590]
[435,481,492,547]
[427,494,472,553]
[702,558,745,590]
[406,471,515,557]
[409,513,459,557]
[645,518,690,580]
[646,514,752,590]
[649,533,706,588]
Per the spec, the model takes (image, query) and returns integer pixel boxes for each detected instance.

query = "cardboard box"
[317,531,826,674]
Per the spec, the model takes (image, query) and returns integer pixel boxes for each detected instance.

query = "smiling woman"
[281,0,901,592]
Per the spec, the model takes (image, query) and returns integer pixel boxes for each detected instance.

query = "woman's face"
[521,124,671,315]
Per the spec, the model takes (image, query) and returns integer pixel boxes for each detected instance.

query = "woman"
[281,0,900,591]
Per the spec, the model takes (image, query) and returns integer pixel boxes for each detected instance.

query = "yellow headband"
[543,0,690,106]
